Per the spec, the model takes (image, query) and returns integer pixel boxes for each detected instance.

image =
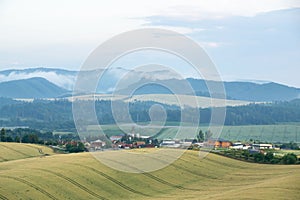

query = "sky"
[0,0,300,87]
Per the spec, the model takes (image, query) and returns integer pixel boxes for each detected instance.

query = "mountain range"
[114,78,300,101]
[0,67,299,101]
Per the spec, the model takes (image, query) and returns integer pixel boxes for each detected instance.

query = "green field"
[0,142,299,199]
[155,124,300,143]
[218,124,300,143]
[74,124,300,143]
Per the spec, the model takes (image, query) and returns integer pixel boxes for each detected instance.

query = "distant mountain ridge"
[117,78,300,102]
[0,67,299,101]
[0,77,69,98]
[189,78,300,101]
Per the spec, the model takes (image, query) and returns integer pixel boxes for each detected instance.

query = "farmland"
[0,143,54,162]
[75,123,300,143]
[157,124,300,143]
[69,93,253,108]
[0,142,299,199]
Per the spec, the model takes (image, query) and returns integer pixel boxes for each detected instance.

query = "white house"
[160,140,181,148]
[230,142,244,150]
[252,144,273,150]
[230,142,251,150]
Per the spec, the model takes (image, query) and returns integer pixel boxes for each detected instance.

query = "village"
[79,130,299,165]
[83,132,281,152]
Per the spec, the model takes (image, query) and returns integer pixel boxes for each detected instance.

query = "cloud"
[0,70,76,90]
[0,0,299,51]
[200,42,225,48]
[0,1,299,87]
[143,8,300,87]
[0,67,188,93]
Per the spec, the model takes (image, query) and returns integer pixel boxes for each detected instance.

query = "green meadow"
[67,124,300,143]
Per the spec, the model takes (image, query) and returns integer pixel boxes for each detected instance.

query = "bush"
[281,153,297,164]
[66,142,85,153]
[264,152,274,163]
[270,158,281,164]
[254,153,264,163]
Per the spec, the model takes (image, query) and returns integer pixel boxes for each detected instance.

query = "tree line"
[0,127,80,145]
[220,149,298,164]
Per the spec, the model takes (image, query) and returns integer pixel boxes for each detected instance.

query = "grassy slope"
[155,124,300,143]
[0,146,299,200]
[80,124,300,143]
[0,142,55,162]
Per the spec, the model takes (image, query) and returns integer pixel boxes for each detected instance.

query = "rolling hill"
[0,77,69,98]
[0,143,299,199]
[0,142,54,162]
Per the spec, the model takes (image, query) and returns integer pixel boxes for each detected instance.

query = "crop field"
[0,142,299,199]
[69,94,253,108]
[0,143,54,162]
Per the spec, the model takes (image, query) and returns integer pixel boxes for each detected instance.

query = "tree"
[66,142,85,153]
[22,134,39,143]
[77,142,85,152]
[280,142,300,150]
[14,135,21,143]
[242,150,250,160]
[197,130,204,142]
[281,153,297,164]
[254,153,264,163]
[205,130,213,140]
[152,139,159,146]
[265,152,274,163]
[6,136,13,142]
[1,128,6,142]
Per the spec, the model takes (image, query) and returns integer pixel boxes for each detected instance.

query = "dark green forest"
[0,97,300,131]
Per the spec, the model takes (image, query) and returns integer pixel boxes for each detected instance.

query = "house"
[90,139,106,150]
[252,144,273,150]
[109,135,123,142]
[194,142,204,147]
[230,142,244,149]
[243,145,251,150]
[207,138,232,148]
[118,142,133,149]
[84,142,91,148]
[181,141,193,148]
[160,140,181,148]
[134,141,146,147]
[139,135,151,139]
[249,149,260,154]
[230,142,251,150]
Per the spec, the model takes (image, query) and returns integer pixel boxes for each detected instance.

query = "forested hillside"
[0,98,300,131]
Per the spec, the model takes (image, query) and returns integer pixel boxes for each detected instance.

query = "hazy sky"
[0,0,299,87]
